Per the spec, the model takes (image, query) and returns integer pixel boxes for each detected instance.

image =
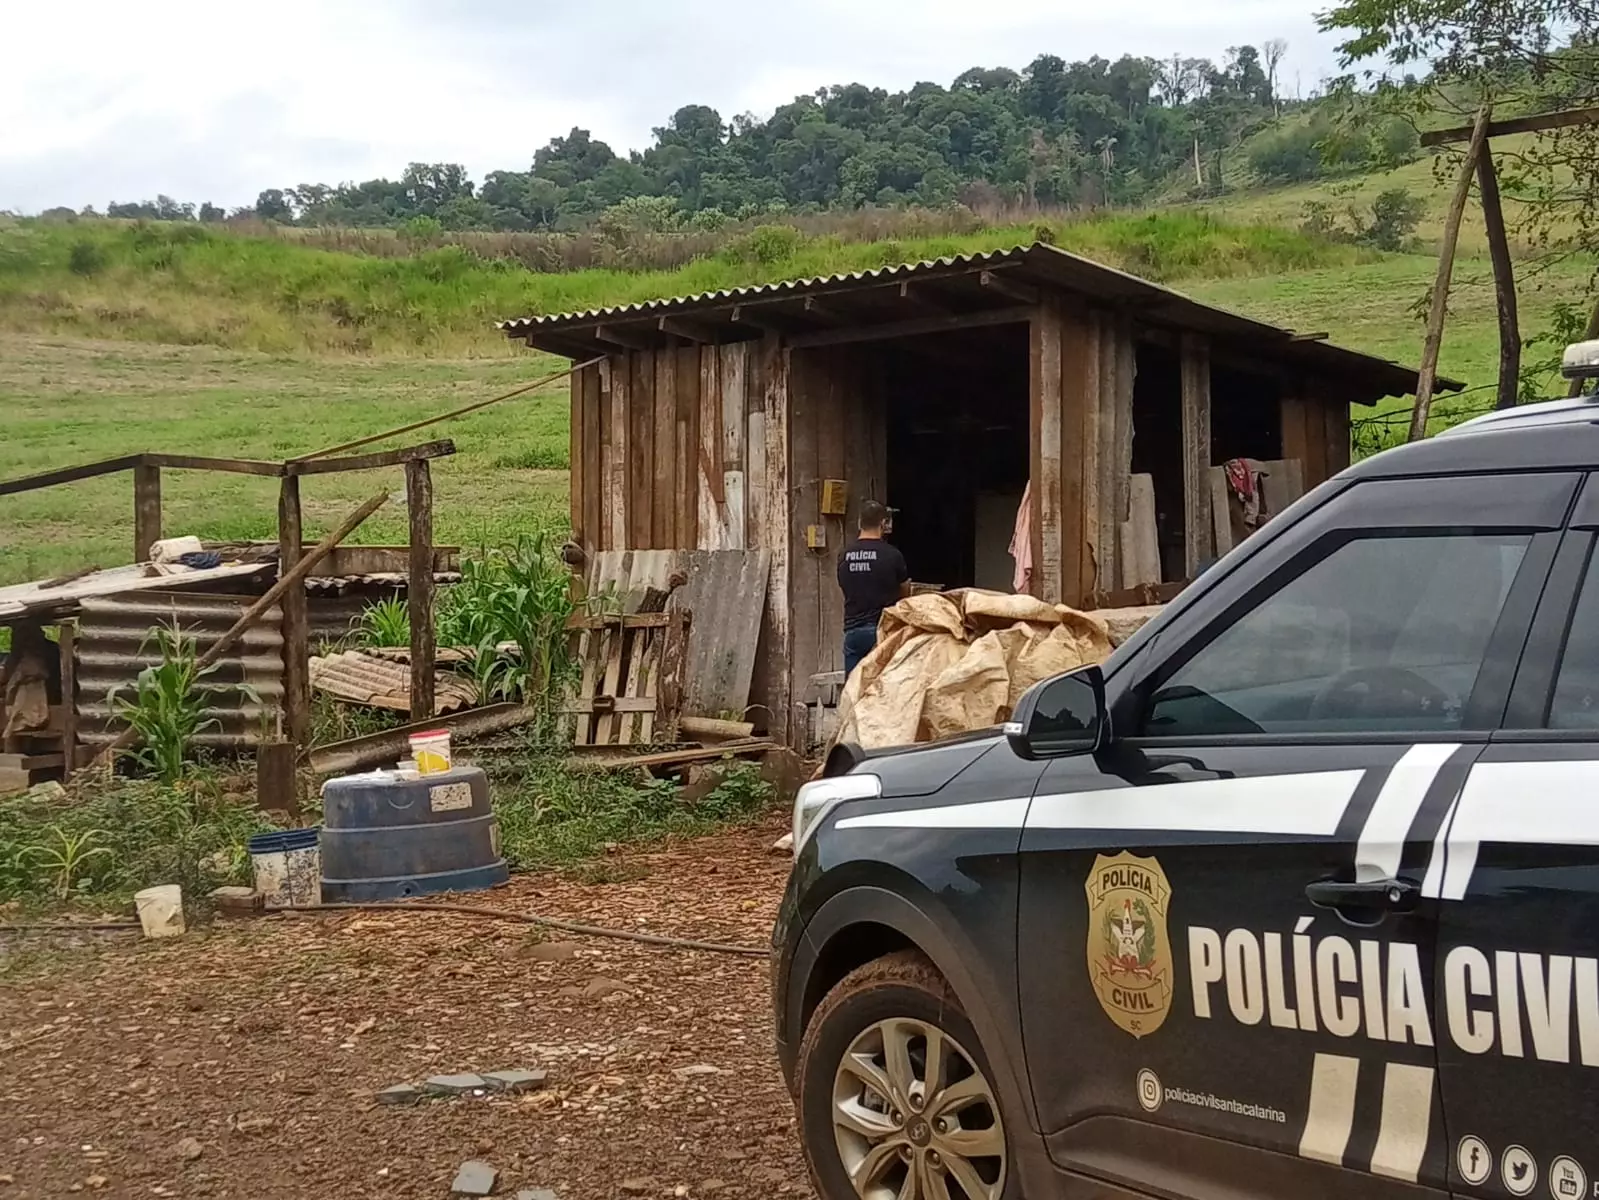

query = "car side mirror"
[1005,665,1110,760]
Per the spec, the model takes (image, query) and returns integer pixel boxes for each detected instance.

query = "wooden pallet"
[564,612,690,747]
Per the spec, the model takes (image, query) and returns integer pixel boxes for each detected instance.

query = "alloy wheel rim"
[831,1017,1006,1200]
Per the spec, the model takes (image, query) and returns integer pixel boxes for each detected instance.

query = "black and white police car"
[771,340,1599,1200]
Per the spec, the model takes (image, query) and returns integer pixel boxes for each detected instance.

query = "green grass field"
[0,338,571,583]
[0,198,1591,587]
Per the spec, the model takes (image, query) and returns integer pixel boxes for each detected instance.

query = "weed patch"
[0,773,273,913]
[485,748,776,872]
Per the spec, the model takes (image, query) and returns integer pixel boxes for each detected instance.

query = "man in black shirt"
[837,500,909,677]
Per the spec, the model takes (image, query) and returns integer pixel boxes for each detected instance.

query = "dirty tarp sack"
[832,589,1114,751]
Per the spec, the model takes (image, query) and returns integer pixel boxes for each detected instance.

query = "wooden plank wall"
[569,339,796,742]
[572,344,768,556]
[786,347,889,715]
[1028,302,1136,606]
[1280,391,1351,491]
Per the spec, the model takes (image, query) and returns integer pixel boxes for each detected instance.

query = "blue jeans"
[843,626,878,678]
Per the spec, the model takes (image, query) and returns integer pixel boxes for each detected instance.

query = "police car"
[771,341,1599,1200]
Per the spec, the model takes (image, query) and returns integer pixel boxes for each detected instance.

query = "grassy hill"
[0,212,1377,355]
[0,185,1592,587]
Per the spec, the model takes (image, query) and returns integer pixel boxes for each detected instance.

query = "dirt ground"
[0,818,812,1200]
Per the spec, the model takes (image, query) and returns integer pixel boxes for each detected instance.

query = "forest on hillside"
[74,44,1422,233]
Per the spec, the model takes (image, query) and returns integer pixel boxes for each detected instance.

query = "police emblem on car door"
[1085,851,1173,1037]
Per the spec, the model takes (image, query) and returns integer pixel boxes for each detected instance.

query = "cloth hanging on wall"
[1009,482,1033,594]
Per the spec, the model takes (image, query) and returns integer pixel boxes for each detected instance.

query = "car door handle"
[1305,878,1420,922]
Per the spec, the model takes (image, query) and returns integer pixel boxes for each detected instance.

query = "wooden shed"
[502,243,1445,746]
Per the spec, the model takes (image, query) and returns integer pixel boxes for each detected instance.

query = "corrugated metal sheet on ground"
[584,549,769,719]
[309,650,477,715]
[0,561,271,622]
[75,590,285,750]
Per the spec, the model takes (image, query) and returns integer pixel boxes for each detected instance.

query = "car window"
[1143,533,1530,738]
[1548,547,1599,730]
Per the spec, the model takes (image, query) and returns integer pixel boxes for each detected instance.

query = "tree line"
[63,43,1416,233]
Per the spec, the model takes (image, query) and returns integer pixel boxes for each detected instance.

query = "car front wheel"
[796,950,1011,1200]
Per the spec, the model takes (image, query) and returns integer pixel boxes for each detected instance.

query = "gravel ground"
[0,817,811,1200]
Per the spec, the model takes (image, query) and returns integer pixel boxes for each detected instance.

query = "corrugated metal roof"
[499,242,1458,401]
[75,590,285,752]
[498,249,1022,332]
[309,650,477,715]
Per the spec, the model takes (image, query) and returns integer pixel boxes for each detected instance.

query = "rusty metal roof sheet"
[309,650,477,715]
[499,242,1458,402]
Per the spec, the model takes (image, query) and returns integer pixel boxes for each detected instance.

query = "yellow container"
[408,730,453,775]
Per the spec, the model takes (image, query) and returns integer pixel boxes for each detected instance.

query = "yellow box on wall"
[820,479,849,517]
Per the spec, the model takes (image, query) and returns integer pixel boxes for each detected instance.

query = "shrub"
[1248,123,1325,184]
[356,597,411,648]
[68,238,107,277]
[1363,188,1427,251]
[1377,118,1422,167]
[724,223,805,265]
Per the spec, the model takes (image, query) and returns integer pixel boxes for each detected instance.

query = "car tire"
[796,950,1016,1200]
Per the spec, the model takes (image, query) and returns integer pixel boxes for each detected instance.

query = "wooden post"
[406,459,436,723]
[757,334,793,746]
[1180,333,1213,578]
[1411,103,1493,442]
[277,476,310,748]
[1030,301,1065,603]
[58,621,77,770]
[257,741,299,821]
[1477,148,1522,410]
[133,464,161,562]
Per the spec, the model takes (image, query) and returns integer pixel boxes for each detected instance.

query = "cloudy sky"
[4,1,1346,213]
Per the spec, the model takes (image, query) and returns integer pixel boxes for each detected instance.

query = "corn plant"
[26,825,113,899]
[109,621,258,784]
[356,597,411,648]
[437,534,576,706]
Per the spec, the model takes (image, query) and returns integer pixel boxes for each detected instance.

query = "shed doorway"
[1130,340,1285,581]
[883,326,1031,594]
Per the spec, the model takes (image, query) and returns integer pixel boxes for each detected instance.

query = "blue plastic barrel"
[318,765,508,902]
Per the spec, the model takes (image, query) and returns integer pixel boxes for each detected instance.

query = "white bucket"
[134,885,186,938]
[248,829,323,908]
[409,730,452,775]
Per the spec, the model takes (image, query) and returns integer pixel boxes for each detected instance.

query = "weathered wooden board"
[564,611,689,747]
[697,345,726,549]
[675,345,700,551]
[652,348,675,549]
[1180,333,1213,576]
[677,549,770,719]
[584,548,771,721]
[1119,473,1160,589]
[1030,299,1065,603]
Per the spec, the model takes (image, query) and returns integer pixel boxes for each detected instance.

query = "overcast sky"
[3,1,1346,213]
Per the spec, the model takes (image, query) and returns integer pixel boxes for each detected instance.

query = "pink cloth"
[1009,482,1033,593]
